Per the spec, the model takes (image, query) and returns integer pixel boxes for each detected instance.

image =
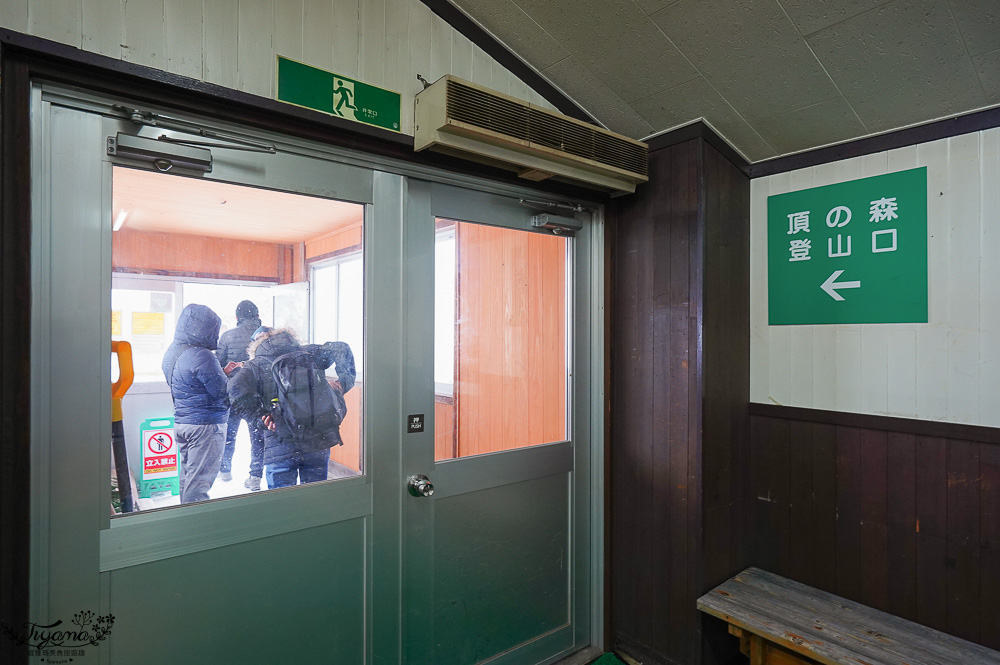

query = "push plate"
[406,414,425,433]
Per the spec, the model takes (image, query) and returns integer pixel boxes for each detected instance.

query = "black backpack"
[269,349,347,449]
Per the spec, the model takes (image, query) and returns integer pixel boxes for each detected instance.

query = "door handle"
[407,474,435,497]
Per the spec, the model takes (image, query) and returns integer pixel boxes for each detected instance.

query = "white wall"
[751,127,1000,427]
[0,0,555,135]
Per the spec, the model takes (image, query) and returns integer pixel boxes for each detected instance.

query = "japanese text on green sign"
[276,56,401,132]
[767,167,928,325]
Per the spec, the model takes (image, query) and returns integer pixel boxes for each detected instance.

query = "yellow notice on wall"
[111,311,122,335]
[132,312,165,335]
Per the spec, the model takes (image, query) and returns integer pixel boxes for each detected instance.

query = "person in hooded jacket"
[227,327,355,489]
[215,300,265,487]
[161,303,230,503]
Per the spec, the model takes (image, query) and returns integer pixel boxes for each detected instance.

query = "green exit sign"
[768,167,928,325]
[276,56,401,132]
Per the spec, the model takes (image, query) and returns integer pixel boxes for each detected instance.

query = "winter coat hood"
[173,304,222,350]
[249,329,300,360]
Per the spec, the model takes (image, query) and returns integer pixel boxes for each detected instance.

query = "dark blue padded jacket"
[161,304,230,425]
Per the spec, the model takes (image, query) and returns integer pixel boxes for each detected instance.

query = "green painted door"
[398,183,599,665]
[27,83,600,665]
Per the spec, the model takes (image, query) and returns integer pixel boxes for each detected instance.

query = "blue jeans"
[265,449,330,489]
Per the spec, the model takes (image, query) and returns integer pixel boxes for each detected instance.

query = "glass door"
[401,183,599,665]
[27,82,601,665]
[29,86,378,664]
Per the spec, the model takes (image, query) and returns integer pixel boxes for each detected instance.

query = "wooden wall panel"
[609,138,750,665]
[10,0,557,139]
[452,223,566,458]
[434,397,454,461]
[113,229,285,281]
[330,381,362,471]
[700,143,751,665]
[164,0,204,79]
[1,1,28,34]
[748,404,1000,651]
[751,127,1000,429]
[306,224,363,260]
[204,0,239,88]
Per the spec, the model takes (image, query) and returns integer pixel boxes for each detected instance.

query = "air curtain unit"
[414,76,648,194]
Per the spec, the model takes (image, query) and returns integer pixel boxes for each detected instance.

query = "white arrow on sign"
[821,269,861,301]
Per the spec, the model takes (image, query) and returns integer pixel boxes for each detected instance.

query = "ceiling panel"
[975,50,1000,104]
[632,77,777,161]
[651,0,841,124]
[949,0,1000,57]
[542,56,655,138]
[807,0,988,132]
[450,0,570,70]
[450,0,1000,162]
[113,168,364,243]
[511,0,699,102]
[753,97,869,154]
[633,0,682,16]
[777,0,894,37]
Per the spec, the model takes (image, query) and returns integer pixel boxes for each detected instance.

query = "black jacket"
[227,331,356,464]
[216,316,261,366]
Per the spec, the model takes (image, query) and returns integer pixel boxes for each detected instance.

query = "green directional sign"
[768,167,928,325]
[276,55,401,132]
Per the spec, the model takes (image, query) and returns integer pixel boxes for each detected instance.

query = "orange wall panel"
[435,398,455,461]
[452,224,566,458]
[113,229,284,281]
[329,382,363,472]
[306,224,363,260]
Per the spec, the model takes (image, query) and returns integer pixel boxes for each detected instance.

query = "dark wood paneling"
[811,423,838,592]
[609,137,749,665]
[749,405,1000,651]
[749,402,1000,445]
[835,426,863,601]
[0,56,32,665]
[886,432,917,622]
[860,429,888,612]
[646,121,750,178]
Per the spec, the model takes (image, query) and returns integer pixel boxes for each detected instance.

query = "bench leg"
[749,634,765,665]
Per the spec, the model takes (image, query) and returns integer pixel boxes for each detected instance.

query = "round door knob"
[407,474,435,497]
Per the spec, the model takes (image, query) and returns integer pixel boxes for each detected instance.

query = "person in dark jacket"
[227,328,355,489]
[161,303,230,503]
[215,300,264,487]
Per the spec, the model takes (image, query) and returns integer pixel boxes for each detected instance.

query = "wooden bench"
[697,567,1000,665]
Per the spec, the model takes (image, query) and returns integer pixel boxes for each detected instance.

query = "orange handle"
[111,340,134,400]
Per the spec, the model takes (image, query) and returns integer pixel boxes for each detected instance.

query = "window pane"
[337,256,364,378]
[434,233,455,390]
[111,166,364,514]
[312,263,339,343]
[111,285,176,383]
[435,220,568,461]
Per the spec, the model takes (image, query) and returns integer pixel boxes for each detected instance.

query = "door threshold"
[550,646,604,665]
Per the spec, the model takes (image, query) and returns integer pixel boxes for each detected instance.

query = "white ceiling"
[448,0,999,162]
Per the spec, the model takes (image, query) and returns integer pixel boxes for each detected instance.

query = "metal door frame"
[24,79,605,664]
[396,181,605,664]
